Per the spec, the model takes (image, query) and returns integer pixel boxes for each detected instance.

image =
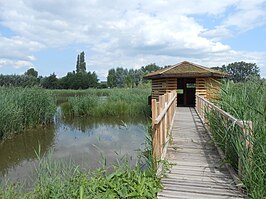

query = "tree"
[115,67,128,88]
[141,63,161,74]
[76,51,86,73]
[40,73,58,89]
[59,71,99,89]
[0,74,39,87]
[107,68,116,88]
[212,61,260,82]
[25,68,38,78]
[76,55,80,73]
[132,69,144,86]
[88,72,99,88]
[107,64,159,88]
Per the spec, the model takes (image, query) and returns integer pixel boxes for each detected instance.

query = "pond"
[0,107,150,184]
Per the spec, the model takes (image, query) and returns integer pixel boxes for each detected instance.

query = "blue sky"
[0,0,266,80]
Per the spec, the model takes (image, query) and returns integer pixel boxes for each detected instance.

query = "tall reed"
[0,87,56,139]
[206,79,266,198]
[61,88,151,118]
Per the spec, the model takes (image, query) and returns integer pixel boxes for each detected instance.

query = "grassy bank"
[60,88,151,118]
[0,87,56,140]
[206,79,266,198]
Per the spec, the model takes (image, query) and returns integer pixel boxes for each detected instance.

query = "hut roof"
[143,61,228,79]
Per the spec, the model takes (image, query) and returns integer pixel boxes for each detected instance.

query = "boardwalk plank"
[157,107,245,199]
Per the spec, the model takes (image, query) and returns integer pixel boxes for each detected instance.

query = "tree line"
[0,52,99,89]
[0,56,262,89]
[107,63,161,88]
[211,61,260,82]
[106,61,261,88]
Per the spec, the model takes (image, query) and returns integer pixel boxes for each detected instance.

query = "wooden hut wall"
[166,78,177,92]
[152,77,222,102]
[152,78,177,100]
[196,77,206,98]
[206,77,222,100]
[152,79,166,100]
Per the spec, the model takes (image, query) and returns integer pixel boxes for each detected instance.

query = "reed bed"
[205,79,266,198]
[61,88,151,118]
[0,87,56,139]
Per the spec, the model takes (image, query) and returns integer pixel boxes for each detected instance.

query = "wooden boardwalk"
[158,107,246,199]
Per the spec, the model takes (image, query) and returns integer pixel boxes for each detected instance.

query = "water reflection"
[0,126,56,179]
[0,107,149,183]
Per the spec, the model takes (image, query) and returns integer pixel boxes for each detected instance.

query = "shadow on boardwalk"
[158,107,246,199]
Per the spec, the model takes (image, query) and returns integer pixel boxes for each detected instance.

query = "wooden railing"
[195,94,253,181]
[151,90,177,163]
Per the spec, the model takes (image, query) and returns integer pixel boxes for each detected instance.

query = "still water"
[0,107,149,183]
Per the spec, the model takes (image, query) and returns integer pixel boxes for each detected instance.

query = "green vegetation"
[0,123,161,199]
[206,79,266,198]
[211,61,260,82]
[0,87,56,139]
[1,158,161,199]
[107,64,161,88]
[60,88,151,118]
[0,74,40,87]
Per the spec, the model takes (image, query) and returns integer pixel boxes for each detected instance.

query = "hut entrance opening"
[177,78,196,107]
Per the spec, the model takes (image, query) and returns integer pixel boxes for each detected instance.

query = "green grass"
[205,79,266,198]
[0,159,161,199]
[60,88,151,118]
[0,87,56,139]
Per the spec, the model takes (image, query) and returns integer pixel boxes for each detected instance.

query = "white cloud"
[204,0,266,37]
[200,26,232,41]
[224,9,266,31]
[0,35,41,69]
[14,60,34,69]
[0,58,34,69]
[0,0,265,78]
[0,59,13,68]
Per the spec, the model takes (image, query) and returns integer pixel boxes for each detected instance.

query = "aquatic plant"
[0,87,56,139]
[205,79,266,198]
[60,88,151,118]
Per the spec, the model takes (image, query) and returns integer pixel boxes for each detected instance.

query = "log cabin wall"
[152,79,166,100]
[166,78,177,92]
[152,78,177,100]
[206,77,222,100]
[152,77,222,103]
[196,77,206,98]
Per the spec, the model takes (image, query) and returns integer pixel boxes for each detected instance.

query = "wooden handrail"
[154,95,176,124]
[152,90,177,166]
[196,95,246,128]
[195,94,253,180]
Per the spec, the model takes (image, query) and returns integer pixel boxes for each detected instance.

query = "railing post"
[151,91,177,166]
[244,121,253,154]
[152,99,158,161]
[158,97,162,158]
[162,95,166,155]
[238,120,253,178]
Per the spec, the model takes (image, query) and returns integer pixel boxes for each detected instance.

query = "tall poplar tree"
[76,51,86,73]
[76,55,80,73]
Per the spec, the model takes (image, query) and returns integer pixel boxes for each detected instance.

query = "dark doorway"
[177,78,196,107]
